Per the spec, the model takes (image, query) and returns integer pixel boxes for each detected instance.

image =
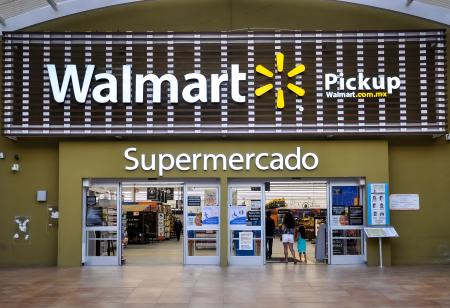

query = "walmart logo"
[255,52,306,109]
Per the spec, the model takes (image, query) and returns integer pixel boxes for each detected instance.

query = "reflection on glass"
[187,230,217,256]
[87,231,117,256]
[230,230,262,256]
[86,185,118,227]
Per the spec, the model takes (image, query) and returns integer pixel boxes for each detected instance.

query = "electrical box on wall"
[37,190,47,202]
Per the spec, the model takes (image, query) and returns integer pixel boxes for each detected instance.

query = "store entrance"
[265,181,328,264]
[121,182,184,265]
[82,180,221,266]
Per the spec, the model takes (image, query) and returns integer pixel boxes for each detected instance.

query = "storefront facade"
[0,0,449,267]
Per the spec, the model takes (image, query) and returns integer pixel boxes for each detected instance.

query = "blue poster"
[229,205,247,225]
[332,186,359,206]
[202,206,219,225]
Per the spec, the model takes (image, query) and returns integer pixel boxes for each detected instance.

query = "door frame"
[227,181,265,266]
[183,181,221,265]
[82,181,121,266]
[327,180,366,265]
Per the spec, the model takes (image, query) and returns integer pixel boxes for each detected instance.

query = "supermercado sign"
[2,30,447,136]
[124,146,319,176]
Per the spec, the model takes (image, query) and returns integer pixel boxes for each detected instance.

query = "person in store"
[281,211,297,264]
[295,225,307,263]
[174,219,183,241]
[265,211,275,260]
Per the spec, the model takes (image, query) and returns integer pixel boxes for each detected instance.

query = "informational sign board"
[368,183,390,226]
[2,31,447,137]
[364,226,399,238]
[247,210,261,226]
[349,206,364,226]
[390,194,420,210]
[187,196,201,207]
[239,231,254,251]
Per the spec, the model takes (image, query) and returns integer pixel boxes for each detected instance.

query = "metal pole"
[379,237,383,268]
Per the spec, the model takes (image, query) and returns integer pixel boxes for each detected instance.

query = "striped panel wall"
[1,30,447,137]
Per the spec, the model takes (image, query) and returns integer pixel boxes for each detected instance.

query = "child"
[295,225,307,263]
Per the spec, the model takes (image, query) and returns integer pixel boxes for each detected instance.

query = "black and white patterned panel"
[1,30,448,137]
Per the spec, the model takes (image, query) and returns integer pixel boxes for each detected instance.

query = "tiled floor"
[0,264,449,307]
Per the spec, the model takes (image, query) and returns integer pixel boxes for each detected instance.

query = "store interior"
[264,181,328,264]
[121,182,185,265]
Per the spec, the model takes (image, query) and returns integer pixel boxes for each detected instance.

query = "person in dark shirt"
[174,219,183,241]
[265,211,275,259]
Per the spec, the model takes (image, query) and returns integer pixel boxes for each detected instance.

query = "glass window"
[86,185,118,227]
[187,230,217,256]
[86,231,118,256]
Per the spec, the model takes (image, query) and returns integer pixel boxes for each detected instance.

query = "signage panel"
[2,30,447,136]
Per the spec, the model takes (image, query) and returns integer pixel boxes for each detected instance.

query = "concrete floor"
[0,265,449,307]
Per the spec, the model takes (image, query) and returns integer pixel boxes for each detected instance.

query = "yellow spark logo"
[255,52,306,109]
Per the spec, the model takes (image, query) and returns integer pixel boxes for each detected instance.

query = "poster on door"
[368,183,389,225]
[202,206,219,225]
[239,231,253,250]
[229,205,247,225]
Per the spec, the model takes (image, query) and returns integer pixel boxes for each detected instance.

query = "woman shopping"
[281,211,297,264]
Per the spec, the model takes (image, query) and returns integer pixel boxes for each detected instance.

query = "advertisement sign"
[390,194,420,210]
[157,213,165,239]
[239,231,254,251]
[368,183,389,226]
[332,186,359,206]
[250,200,261,210]
[3,31,446,137]
[229,205,247,225]
[204,189,217,206]
[331,205,348,227]
[201,206,219,225]
[147,187,157,200]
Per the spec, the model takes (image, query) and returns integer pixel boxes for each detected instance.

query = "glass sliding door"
[184,183,220,265]
[328,181,365,264]
[83,183,121,266]
[228,183,265,265]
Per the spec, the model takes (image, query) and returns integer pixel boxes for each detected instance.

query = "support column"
[220,177,228,266]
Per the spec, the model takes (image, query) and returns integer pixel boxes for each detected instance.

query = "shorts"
[282,234,294,243]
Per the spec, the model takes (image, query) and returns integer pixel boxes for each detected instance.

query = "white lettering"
[182,73,207,103]
[92,73,118,103]
[124,148,139,170]
[229,153,244,170]
[47,64,94,103]
[231,64,246,103]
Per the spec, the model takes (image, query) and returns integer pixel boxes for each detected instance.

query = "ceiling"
[0,0,448,34]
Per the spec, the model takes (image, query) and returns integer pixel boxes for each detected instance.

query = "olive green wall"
[1,0,449,266]
[0,140,59,266]
[389,138,450,264]
[59,140,388,266]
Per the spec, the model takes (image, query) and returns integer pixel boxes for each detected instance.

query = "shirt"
[266,217,275,237]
